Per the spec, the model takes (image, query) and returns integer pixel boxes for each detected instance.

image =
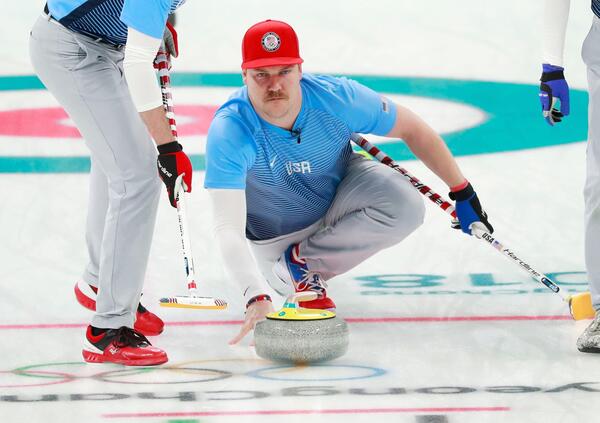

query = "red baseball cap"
[241,20,304,70]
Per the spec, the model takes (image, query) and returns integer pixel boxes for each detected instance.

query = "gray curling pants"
[251,153,426,295]
[29,16,161,328]
[583,15,600,310]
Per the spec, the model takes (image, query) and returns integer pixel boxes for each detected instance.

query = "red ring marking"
[103,406,511,418]
[0,370,74,388]
[0,105,218,138]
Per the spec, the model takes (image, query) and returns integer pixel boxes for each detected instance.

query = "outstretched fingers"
[229,321,253,345]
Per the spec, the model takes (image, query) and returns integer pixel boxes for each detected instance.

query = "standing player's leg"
[579,16,600,352]
[73,158,109,310]
[82,158,108,290]
[75,158,164,335]
[30,16,165,365]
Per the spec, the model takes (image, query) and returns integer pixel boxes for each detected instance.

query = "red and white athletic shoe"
[134,303,165,337]
[74,281,165,336]
[82,325,167,366]
[273,244,336,311]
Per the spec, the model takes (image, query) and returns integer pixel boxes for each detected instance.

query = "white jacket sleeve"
[123,27,163,112]
[542,0,571,66]
[208,188,272,302]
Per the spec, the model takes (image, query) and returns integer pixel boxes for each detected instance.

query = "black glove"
[449,182,493,235]
[157,141,192,207]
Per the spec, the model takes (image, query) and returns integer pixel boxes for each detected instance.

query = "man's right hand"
[154,21,178,70]
[157,141,192,207]
[229,297,274,345]
[449,182,493,236]
[539,63,570,126]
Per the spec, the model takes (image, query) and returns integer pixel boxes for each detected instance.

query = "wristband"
[448,182,475,201]
[246,294,272,309]
[450,179,469,192]
[157,141,182,154]
[540,70,564,81]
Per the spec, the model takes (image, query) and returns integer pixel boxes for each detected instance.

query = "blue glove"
[449,183,493,236]
[539,64,570,126]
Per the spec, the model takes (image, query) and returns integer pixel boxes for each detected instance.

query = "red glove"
[157,141,192,207]
[154,21,178,70]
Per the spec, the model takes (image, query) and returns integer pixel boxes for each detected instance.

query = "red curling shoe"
[273,244,336,311]
[74,281,165,336]
[82,326,167,366]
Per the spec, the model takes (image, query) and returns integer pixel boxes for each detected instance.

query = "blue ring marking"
[245,364,386,382]
[0,155,205,174]
[0,73,588,173]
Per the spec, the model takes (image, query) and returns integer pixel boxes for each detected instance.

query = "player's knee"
[408,191,426,229]
[143,168,162,199]
[130,165,160,194]
[386,182,425,237]
[136,150,161,180]
[111,156,161,198]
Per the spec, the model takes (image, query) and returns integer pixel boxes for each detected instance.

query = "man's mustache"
[265,91,288,101]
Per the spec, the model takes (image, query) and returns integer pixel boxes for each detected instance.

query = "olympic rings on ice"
[5,360,386,386]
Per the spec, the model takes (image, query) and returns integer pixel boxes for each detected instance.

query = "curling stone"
[254,292,349,364]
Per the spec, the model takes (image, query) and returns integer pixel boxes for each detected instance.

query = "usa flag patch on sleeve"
[381,96,390,113]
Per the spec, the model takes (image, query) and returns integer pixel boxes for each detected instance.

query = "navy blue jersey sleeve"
[204,113,257,189]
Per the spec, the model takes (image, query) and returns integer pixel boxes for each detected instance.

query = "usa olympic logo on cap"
[261,32,281,52]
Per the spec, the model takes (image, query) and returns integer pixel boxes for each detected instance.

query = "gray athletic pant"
[583,15,600,310]
[251,153,426,295]
[29,15,161,328]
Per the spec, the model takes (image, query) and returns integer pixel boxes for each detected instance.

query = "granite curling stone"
[254,293,349,364]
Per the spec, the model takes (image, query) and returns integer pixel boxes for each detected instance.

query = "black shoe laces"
[112,327,151,348]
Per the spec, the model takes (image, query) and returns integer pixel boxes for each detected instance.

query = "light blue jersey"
[205,74,397,241]
[47,0,184,46]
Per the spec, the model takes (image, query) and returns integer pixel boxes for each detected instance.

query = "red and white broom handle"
[155,53,178,141]
[156,53,198,295]
[350,133,567,301]
[352,134,457,219]
[174,180,199,295]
